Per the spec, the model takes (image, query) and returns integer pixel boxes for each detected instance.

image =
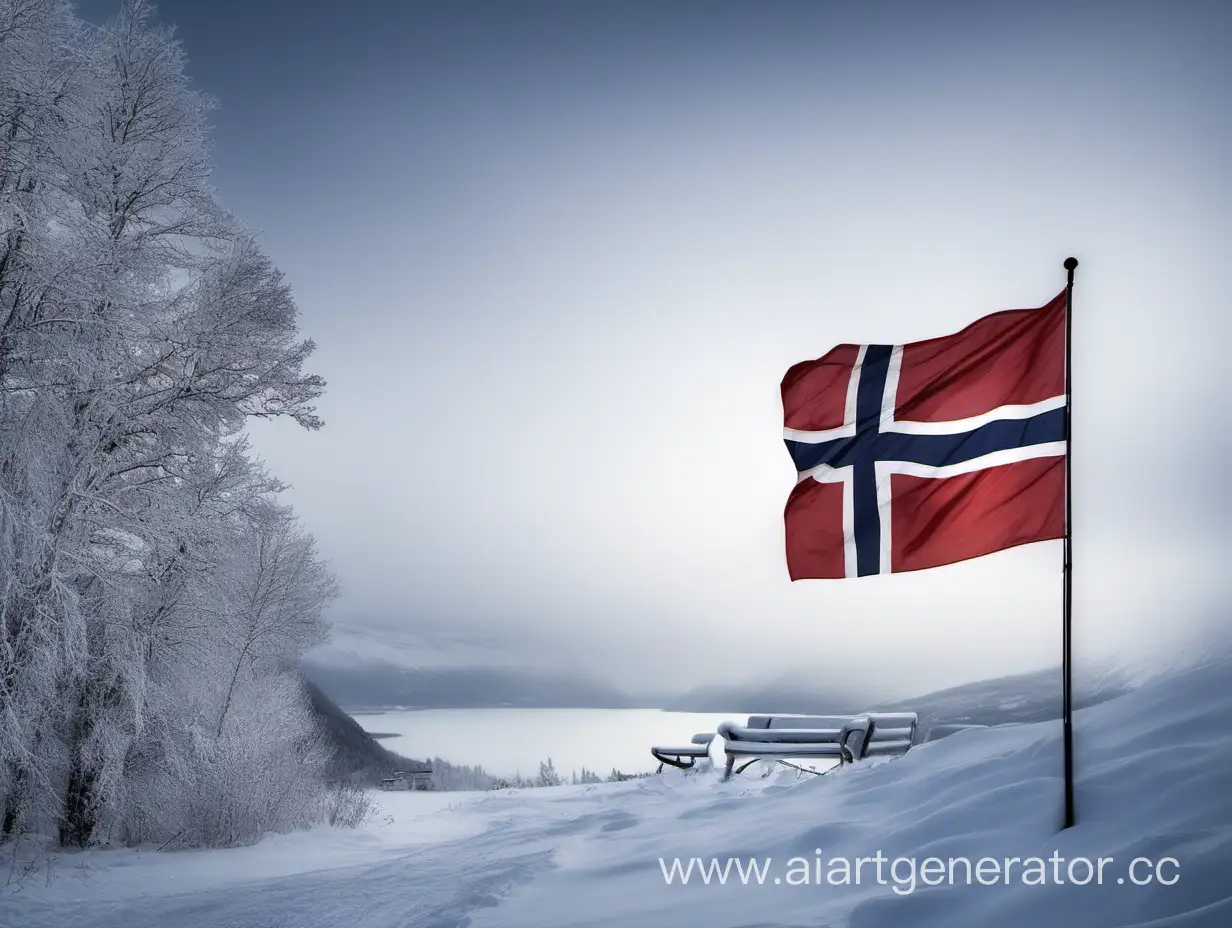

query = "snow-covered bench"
[651,733,716,770]
[716,712,918,779]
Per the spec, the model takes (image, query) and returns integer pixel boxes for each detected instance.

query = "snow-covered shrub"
[323,783,377,829]
[179,673,330,848]
[606,769,652,782]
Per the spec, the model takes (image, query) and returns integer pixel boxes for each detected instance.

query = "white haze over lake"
[355,708,741,779]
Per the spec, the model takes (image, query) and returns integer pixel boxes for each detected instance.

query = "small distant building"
[380,764,434,791]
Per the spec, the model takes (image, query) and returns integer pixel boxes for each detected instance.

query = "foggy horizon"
[73,0,1231,699]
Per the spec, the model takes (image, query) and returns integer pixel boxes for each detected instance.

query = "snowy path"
[5,786,694,928]
[6,661,1232,928]
[8,798,553,927]
[17,836,553,928]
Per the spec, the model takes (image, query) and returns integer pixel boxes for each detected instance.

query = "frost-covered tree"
[0,0,336,848]
[534,758,562,788]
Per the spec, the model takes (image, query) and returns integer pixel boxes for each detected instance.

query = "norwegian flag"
[782,292,1067,579]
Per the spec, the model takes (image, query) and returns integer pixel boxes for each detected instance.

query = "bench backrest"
[719,711,918,759]
[746,715,853,730]
[846,712,918,760]
[867,712,917,740]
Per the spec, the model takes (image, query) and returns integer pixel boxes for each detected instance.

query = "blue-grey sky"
[78,0,1232,696]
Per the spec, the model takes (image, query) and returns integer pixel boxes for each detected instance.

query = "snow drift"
[6,659,1231,927]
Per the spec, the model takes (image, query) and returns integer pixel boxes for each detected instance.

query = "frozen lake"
[351,707,744,779]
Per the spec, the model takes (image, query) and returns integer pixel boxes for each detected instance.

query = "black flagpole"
[1062,256,1078,830]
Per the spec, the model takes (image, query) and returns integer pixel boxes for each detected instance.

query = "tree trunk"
[58,757,100,847]
[1,763,26,842]
[59,685,103,848]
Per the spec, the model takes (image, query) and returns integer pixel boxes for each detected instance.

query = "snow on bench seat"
[717,712,918,779]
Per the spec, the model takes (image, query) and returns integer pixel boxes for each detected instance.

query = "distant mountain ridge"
[664,679,877,715]
[301,658,643,711]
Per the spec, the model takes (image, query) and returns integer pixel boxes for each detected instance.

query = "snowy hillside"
[302,658,638,710]
[7,660,1231,928]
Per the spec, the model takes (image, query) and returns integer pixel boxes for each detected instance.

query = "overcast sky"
[78,0,1231,697]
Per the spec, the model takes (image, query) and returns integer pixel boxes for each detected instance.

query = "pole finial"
[1063,257,1078,271]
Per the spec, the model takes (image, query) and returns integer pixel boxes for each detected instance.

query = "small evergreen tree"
[535,758,562,788]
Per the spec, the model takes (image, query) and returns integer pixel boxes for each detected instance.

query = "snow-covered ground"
[6,660,1231,928]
